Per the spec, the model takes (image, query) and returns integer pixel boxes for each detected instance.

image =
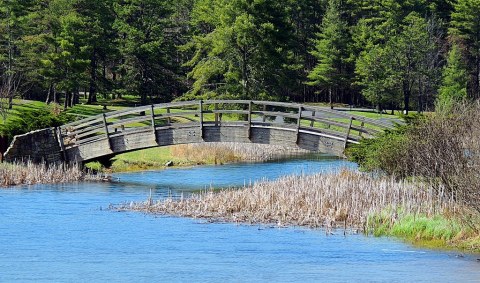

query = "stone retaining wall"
[3,128,63,164]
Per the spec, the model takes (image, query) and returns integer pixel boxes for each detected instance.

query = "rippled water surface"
[1,154,479,282]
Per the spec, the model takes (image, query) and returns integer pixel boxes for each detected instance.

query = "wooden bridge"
[4,100,396,164]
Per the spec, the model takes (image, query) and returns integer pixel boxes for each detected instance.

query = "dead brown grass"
[0,161,104,187]
[117,170,455,230]
[171,142,309,165]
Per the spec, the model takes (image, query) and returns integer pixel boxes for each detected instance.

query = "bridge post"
[102,113,112,150]
[296,106,303,144]
[262,104,267,122]
[247,101,253,139]
[343,117,354,149]
[310,111,316,127]
[55,126,67,162]
[199,100,204,139]
[214,103,219,126]
[166,107,171,124]
[150,105,157,143]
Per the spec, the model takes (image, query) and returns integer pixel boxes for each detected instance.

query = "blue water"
[1,155,479,282]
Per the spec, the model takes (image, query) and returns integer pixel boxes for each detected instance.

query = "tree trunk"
[242,48,249,99]
[64,91,70,110]
[329,87,333,109]
[53,86,58,104]
[403,82,410,115]
[45,83,54,104]
[88,48,97,104]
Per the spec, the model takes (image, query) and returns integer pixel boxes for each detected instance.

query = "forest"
[0,0,478,113]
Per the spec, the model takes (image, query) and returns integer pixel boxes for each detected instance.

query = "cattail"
[116,170,456,231]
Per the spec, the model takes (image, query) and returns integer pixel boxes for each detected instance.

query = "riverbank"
[115,170,480,252]
[0,161,105,187]
[90,143,310,172]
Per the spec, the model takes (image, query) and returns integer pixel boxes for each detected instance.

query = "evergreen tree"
[308,0,352,108]
[437,43,468,109]
[184,0,296,101]
[75,0,116,104]
[38,1,90,109]
[450,0,480,99]
[114,0,181,105]
[0,0,37,109]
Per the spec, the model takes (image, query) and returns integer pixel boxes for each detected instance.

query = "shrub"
[0,106,73,143]
[347,102,480,213]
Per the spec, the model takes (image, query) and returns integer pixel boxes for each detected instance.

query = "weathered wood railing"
[58,100,395,152]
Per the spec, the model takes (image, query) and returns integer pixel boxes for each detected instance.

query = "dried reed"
[0,161,105,187]
[117,170,456,230]
[171,142,309,164]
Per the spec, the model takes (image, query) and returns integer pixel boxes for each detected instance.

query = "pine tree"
[114,0,179,105]
[184,0,296,101]
[307,0,352,108]
[437,43,468,110]
[450,0,480,99]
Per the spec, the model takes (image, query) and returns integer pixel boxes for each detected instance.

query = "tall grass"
[117,170,455,231]
[0,161,104,187]
[110,143,310,172]
[171,143,310,164]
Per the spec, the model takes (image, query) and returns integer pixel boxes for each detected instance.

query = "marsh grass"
[0,161,104,187]
[172,143,310,164]
[117,170,456,231]
[110,143,310,172]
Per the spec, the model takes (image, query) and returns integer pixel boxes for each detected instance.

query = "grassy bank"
[0,161,105,187]
[97,143,310,172]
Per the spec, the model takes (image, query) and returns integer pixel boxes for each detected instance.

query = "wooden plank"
[105,105,151,119]
[108,115,152,128]
[70,117,104,131]
[208,109,250,115]
[202,100,251,105]
[156,111,200,118]
[75,128,108,140]
[253,100,302,109]
[251,110,299,120]
[75,135,109,146]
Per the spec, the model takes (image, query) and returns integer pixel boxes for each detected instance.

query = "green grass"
[107,147,194,172]
[367,210,480,251]
[1,99,46,123]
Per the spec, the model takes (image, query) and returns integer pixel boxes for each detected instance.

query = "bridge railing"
[58,100,396,150]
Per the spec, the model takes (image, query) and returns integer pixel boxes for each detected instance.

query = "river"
[1,154,479,282]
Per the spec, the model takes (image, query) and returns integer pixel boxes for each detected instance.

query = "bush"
[0,106,73,143]
[346,121,411,176]
[346,103,480,213]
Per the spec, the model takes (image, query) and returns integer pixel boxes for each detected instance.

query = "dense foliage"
[0,0,478,112]
[347,102,480,212]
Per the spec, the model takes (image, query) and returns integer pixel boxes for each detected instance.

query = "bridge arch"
[4,100,395,164]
